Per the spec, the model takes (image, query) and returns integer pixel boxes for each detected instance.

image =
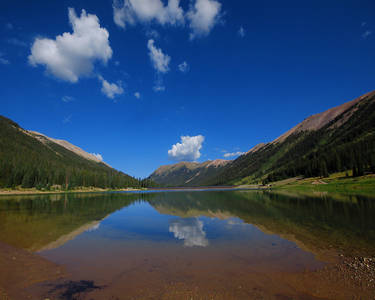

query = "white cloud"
[187,0,222,39]
[62,95,74,102]
[223,151,245,158]
[134,92,141,99]
[178,61,189,73]
[28,8,112,83]
[91,153,103,161]
[169,218,209,247]
[238,26,245,38]
[362,30,372,39]
[147,39,170,91]
[147,39,170,73]
[168,135,204,161]
[98,75,124,99]
[113,0,184,29]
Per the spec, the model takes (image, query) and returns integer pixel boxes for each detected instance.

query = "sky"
[1,0,375,178]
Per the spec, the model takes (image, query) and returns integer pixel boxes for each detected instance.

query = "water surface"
[0,190,374,299]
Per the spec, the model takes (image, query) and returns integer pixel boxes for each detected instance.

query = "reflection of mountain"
[0,192,150,251]
[149,191,375,257]
[37,220,102,252]
[169,218,209,247]
[1,191,374,258]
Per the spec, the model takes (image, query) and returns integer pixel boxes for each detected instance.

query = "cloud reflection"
[169,218,209,247]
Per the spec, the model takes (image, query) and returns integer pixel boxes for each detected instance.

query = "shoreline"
[1,173,375,197]
[0,187,145,196]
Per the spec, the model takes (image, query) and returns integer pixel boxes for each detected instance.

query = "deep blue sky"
[1,0,374,178]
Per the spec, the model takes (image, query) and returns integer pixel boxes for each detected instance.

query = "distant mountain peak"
[150,159,231,187]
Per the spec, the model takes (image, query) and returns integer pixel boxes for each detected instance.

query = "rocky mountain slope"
[149,159,230,187]
[0,116,139,189]
[27,131,106,164]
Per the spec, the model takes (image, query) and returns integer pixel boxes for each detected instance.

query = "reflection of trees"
[0,192,154,251]
[169,218,209,247]
[150,191,375,255]
[1,190,375,255]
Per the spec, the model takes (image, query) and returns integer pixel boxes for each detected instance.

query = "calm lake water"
[0,190,374,299]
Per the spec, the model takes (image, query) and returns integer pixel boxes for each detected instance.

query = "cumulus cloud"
[113,0,184,29]
[238,26,245,38]
[28,8,112,83]
[169,218,209,247]
[178,61,189,73]
[223,151,245,158]
[147,39,170,73]
[91,153,103,161]
[98,75,124,99]
[147,39,170,91]
[168,135,204,161]
[187,0,222,39]
[134,92,141,99]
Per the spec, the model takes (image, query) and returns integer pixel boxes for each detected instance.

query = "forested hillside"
[208,91,375,185]
[0,116,141,189]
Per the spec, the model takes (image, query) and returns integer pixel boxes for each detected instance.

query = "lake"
[0,190,374,299]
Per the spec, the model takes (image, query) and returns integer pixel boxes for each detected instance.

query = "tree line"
[0,116,156,190]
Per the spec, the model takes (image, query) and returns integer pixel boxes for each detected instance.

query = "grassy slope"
[270,172,375,196]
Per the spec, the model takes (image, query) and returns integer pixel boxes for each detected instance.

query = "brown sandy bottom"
[0,241,373,300]
[0,241,65,300]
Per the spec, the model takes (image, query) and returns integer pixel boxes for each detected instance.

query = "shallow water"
[0,190,374,299]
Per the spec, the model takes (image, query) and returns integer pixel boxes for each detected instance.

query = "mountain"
[0,115,140,189]
[149,159,230,187]
[209,90,375,185]
[150,90,375,187]
[28,131,107,165]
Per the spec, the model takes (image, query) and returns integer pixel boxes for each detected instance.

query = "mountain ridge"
[0,115,140,189]
[150,90,375,187]
[149,159,231,187]
[26,130,108,166]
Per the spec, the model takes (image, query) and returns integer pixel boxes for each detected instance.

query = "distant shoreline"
[0,187,144,196]
[1,173,374,196]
